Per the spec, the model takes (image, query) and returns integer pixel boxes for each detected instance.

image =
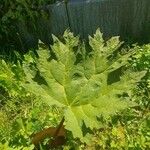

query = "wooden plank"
[119,0,150,40]
[48,2,69,37]
[17,0,150,50]
[131,0,150,40]
[67,0,150,40]
[36,2,69,44]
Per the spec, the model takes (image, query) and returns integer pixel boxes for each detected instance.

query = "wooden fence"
[18,0,150,49]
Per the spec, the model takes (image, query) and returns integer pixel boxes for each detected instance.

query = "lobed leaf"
[22,29,146,138]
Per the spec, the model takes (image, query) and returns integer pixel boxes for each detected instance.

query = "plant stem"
[48,117,65,148]
[31,117,65,147]
[53,117,65,138]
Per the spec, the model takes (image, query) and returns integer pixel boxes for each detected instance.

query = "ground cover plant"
[0,29,149,149]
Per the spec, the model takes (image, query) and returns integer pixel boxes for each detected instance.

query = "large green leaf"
[22,29,146,138]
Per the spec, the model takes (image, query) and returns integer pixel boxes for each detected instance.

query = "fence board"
[48,2,69,36]
[18,0,150,50]
[66,0,150,39]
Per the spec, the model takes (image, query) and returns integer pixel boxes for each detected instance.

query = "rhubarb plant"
[22,29,145,139]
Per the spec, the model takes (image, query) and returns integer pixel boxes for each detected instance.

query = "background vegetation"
[0,32,150,150]
[0,0,60,54]
[0,0,150,150]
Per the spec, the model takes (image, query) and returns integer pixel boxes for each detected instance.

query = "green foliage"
[22,29,145,139]
[85,43,149,150]
[0,0,58,51]
[0,142,34,150]
[0,29,149,149]
[80,106,150,150]
[0,95,61,149]
[130,44,150,109]
[131,44,150,71]
[0,60,24,96]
